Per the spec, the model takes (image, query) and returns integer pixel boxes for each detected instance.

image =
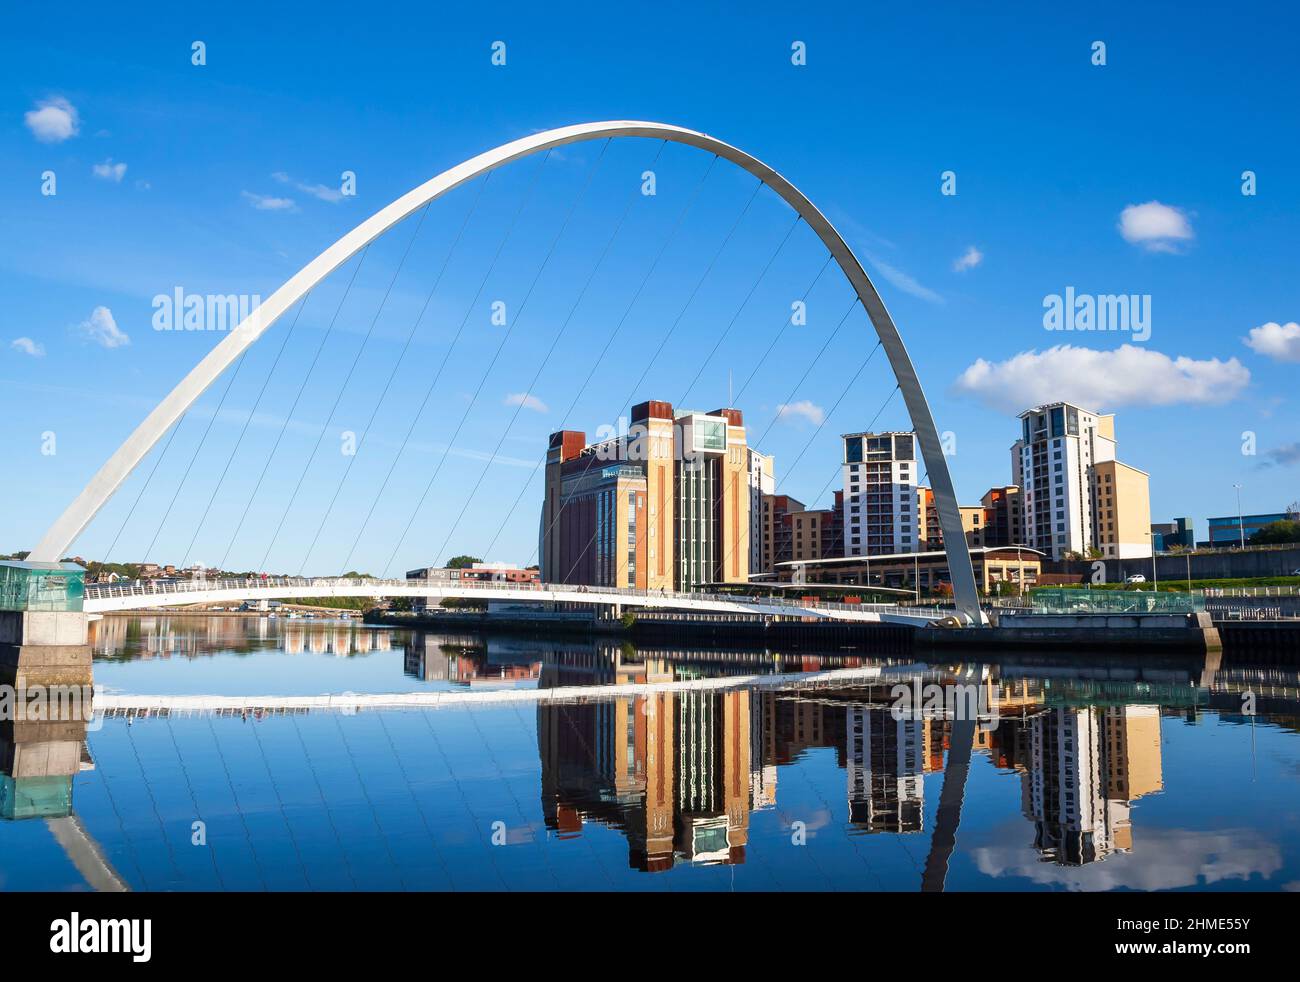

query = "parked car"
[1125,574,1147,584]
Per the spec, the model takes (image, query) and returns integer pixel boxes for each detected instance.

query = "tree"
[1251,520,1300,545]
[445,555,482,569]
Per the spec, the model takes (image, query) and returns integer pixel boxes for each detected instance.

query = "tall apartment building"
[541,400,752,591]
[1014,402,1151,561]
[841,431,919,555]
[746,449,775,575]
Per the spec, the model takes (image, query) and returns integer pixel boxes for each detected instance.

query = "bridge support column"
[0,562,93,690]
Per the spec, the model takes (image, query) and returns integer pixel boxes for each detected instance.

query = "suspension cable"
[297,174,491,574]
[381,143,608,576]
[217,247,371,572]
[259,202,433,572]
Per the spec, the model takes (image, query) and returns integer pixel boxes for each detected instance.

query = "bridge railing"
[82,576,950,620]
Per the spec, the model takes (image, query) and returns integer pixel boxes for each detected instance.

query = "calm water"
[4,614,1299,891]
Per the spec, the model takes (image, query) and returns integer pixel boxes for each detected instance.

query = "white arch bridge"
[31,120,987,626]
[82,577,951,626]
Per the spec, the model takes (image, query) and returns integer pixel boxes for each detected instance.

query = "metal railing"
[83,576,947,621]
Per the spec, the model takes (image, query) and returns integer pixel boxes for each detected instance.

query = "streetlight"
[1144,531,1158,591]
[1234,483,1245,549]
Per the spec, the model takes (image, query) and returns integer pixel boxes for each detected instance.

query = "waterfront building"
[981,485,1025,547]
[841,431,919,556]
[1149,517,1194,552]
[1205,510,1296,547]
[541,400,751,591]
[917,488,987,550]
[404,563,539,612]
[1015,402,1151,561]
[760,493,805,573]
[775,545,1043,595]
[788,493,844,563]
[746,449,775,576]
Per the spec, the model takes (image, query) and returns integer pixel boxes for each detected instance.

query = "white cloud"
[10,337,45,357]
[1243,321,1300,362]
[776,399,825,425]
[77,306,130,349]
[24,96,79,143]
[505,392,548,413]
[92,158,127,182]
[1118,201,1194,252]
[241,190,296,211]
[868,257,943,304]
[272,171,343,203]
[953,246,983,272]
[953,343,1249,411]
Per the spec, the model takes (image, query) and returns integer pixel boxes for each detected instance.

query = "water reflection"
[13,617,1300,890]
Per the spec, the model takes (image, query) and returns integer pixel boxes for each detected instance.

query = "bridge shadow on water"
[3,615,1298,892]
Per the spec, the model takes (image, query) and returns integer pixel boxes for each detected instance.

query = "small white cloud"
[953,246,983,272]
[776,400,825,425]
[92,158,127,182]
[24,96,79,143]
[272,171,343,203]
[77,306,130,349]
[10,337,45,357]
[1118,201,1194,252]
[954,344,1249,412]
[1243,321,1300,363]
[505,392,548,413]
[241,190,296,211]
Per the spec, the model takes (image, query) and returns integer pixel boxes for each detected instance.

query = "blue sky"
[2,2,1297,573]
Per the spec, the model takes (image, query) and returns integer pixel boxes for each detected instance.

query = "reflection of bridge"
[82,577,949,625]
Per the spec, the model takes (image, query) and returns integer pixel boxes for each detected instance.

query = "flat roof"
[775,546,1045,569]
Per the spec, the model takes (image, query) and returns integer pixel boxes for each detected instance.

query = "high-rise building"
[541,400,752,591]
[746,449,775,575]
[841,431,919,555]
[1014,402,1151,561]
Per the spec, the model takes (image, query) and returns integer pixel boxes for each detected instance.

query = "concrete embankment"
[365,609,1269,656]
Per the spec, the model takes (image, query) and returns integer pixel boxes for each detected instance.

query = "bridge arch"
[30,120,983,623]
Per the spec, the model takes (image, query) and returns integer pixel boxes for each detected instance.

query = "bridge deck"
[83,577,950,626]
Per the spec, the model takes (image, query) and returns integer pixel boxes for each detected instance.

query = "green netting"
[1029,587,1203,614]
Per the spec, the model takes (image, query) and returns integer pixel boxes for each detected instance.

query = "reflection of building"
[0,719,93,821]
[536,644,766,872]
[846,707,925,833]
[542,401,752,590]
[403,633,541,686]
[1009,705,1165,866]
